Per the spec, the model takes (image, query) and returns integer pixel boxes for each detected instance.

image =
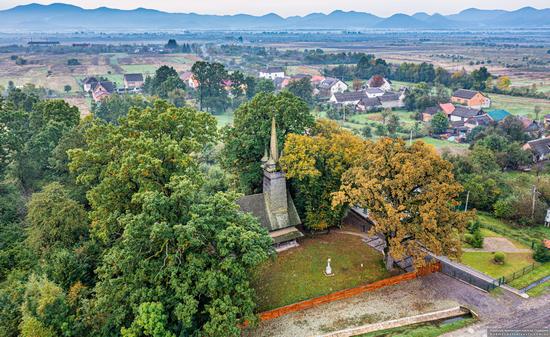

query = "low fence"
[436,257,498,292]
[258,262,441,322]
[496,263,538,286]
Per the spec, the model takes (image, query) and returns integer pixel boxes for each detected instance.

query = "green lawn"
[214,112,234,127]
[477,213,550,249]
[415,137,469,150]
[488,93,550,117]
[252,233,392,311]
[357,317,476,337]
[526,280,550,297]
[461,252,534,279]
[508,263,550,289]
[120,64,158,76]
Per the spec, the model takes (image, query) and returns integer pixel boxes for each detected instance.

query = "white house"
[365,88,385,98]
[449,106,483,122]
[259,67,285,80]
[318,77,348,96]
[368,76,392,92]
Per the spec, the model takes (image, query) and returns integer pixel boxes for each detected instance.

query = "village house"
[378,91,405,109]
[451,89,491,109]
[123,73,144,89]
[259,67,285,80]
[318,77,348,97]
[365,88,385,98]
[273,77,291,90]
[487,109,511,123]
[449,105,484,122]
[523,137,550,162]
[356,97,382,112]
[367,75,392,91]
[82,76,98,92]
[422,103,455,122]
[465,114,492,130]
[518,115,542,136]
[91,81,115,102]
[330,91,366,106]
[180,71,198,89]
[237,118,303,252]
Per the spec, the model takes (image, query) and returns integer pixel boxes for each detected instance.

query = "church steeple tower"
[265,116,279,172]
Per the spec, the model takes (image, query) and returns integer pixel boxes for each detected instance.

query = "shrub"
[468,220,480,234]
[494,252,506,264]
[471,230,484,248]
[464,233,474,245]
[533,243,550,263]
[493,198,515,219]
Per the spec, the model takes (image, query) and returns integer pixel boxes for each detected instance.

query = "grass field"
[461,252,535,279]
[489,93,550,117]
[477,213,550,249]
[252,233,392,311]
[526,281,550,297]
[121,64,158,76]
[357,317,476,337]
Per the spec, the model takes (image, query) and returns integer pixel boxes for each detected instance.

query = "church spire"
[269,116,279,163]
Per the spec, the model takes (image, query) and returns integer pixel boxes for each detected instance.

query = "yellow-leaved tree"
[280,119,367,230]
[333,138,472,270]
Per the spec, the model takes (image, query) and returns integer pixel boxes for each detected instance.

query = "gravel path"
[463,237,532,253]
[246,273,550,337]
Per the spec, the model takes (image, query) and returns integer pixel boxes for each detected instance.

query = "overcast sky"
[0,0,548,16]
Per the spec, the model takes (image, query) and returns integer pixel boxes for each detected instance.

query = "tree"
[352,79,363,91]
[93,94,151,124]
[280,120,367,230]
[496,76,511,90]
[191,61,228,113]
[430,112,449,134]
[221,92,314,194]
[64,85,72,93]
[361,125,372,138]
[386,112,400,135]
[26,182,88,253]
[144,66,185,99]
[165,39,178,49]
[256,79,275,94]
[333,138,471,270]
[286,77,313,105]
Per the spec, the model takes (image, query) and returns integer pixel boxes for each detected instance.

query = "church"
[237,118,303,251]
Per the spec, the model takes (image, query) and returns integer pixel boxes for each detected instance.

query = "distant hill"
[0,3,548,32]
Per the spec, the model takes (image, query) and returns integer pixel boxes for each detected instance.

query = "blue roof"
[487,109,511,122]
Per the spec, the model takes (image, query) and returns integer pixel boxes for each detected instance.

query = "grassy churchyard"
[252,232,392,311]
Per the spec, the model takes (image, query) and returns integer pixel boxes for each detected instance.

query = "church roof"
[236,191,301,232]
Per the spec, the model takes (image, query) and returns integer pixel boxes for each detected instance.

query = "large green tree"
[221,91,314,193]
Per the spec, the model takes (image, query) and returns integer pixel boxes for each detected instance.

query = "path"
[463,237,532,253]
[522,275,550,292]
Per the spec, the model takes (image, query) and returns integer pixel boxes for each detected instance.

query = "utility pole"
[464,190,470,212]
[532,185,537,219]
[409,128,413,146]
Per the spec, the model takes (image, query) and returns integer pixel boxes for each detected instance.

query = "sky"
[0,0,548,16]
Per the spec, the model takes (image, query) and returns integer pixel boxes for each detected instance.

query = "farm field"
[251,233,392,311]
[489,93,550,117]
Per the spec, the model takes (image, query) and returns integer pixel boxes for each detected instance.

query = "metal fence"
[494,263,538,286]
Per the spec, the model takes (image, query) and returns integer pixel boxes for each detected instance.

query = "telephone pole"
[464,191,470,212]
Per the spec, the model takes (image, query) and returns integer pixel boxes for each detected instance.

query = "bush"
[493,198,515,219]
[471,230,484,248]
[533,243,550,263]
[464,233,474,244]
[494,252,506,264]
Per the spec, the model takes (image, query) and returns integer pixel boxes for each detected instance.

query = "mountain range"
[0,3,549,32]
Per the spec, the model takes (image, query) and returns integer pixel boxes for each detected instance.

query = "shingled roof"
[236,191,301,232]
[526,138,550,157]
[124,73,144,82]
[333,91,367,103]
[452,89,482,100]
[452,106,482,119]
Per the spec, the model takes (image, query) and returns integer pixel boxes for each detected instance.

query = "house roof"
[452,89,483,100]
[378,91,400,102]
[83,76,98,84]
[544,239,550,249]
[359,97,382,107]
[526,137,550,157]
[365,88,384,95]
[319,77,341,89]
[452,106,482,118]
[423,106,441,116]
[487,109,511,122]
[95,81,115,93]
[333,91,366,103]
[263,67,284,74]
[466,114,492,126]
[439,103,455,115]
[124,73,144,82]
[236,191,301,232]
